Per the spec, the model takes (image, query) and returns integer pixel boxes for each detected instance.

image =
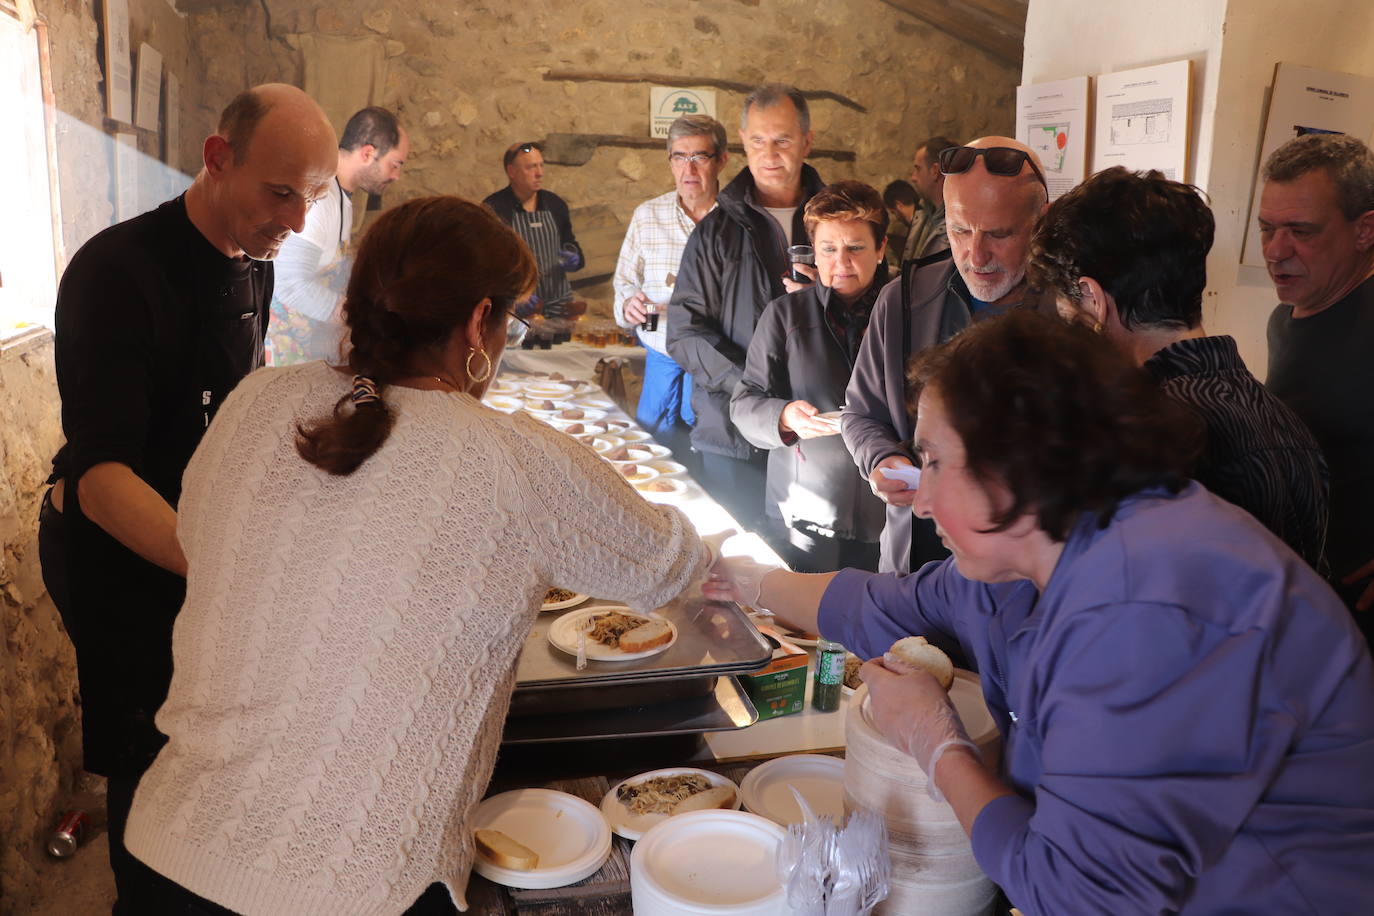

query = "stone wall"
[178,0,1020,305]
[2,1,195,909]
[0,331,76,913]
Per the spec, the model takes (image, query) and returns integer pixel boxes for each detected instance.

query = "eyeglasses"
[669,152,718,166]
[506,311,531,347]
[938,146,1048,191]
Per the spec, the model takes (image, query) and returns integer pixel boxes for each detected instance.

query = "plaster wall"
[1022,0,1374,374]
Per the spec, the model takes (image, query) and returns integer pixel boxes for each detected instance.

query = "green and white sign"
[650,87,717,139]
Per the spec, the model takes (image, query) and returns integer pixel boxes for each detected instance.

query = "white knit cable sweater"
[125,362,706,915]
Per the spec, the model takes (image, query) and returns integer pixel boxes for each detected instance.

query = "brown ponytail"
[295,196,537,474]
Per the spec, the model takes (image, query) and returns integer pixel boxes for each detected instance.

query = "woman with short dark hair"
[709,309,1374,913]
[730,180,889,571]
[124,197,711,915]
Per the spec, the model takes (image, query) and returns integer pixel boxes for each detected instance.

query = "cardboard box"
[739,628,810,720]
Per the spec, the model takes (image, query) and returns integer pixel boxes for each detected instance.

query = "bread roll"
[670,785,736,815]
[884,636,954,690]
[474,828,539,870]
[619,619,673,653]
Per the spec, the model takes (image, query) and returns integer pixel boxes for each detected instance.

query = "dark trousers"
[695,450,768,535]
[768,518,881,574]
[141,869,460,915]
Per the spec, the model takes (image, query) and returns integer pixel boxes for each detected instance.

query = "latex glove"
[859,658,977,801]
[704,555,783,611]
[558,243,581,271]
[869,455,919,507]
[700,530,737,569]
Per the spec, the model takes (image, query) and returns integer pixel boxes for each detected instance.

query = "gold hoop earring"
[465,347,492,383]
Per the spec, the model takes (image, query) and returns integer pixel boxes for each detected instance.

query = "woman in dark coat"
[730,180,889,572]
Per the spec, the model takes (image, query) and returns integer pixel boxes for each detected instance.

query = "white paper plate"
[487,379,522,395]
[471,788,611,890]
[483,395,523,412]
[860,669,996,745]
[551,421,607,437]
[635,477,689,502]
[631,809,786,909]
[550,407,607,423]
[643,459,687,478]
[523,383,576,399]
[606,445,656,464]
[590,436,625,454]
[524,399,576,416]
[600,768,741,841]
[541,589,589,612]
[616,428,653,443]
[739,754,846,826]
[547,606,678,661]
[617,464,661,485]
[575,395,616,410]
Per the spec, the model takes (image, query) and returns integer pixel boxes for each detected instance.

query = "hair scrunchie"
[350,374,382,406]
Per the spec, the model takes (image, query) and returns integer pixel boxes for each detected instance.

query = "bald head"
[194,84,338,260]
[942,136,1050,304]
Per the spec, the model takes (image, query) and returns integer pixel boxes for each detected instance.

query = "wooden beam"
[538,132,855,168]
[880,0,1024,67]
[543,71,868,114]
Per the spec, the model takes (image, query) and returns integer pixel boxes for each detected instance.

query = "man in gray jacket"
[668,84,824,532]
[842,137,1051,573]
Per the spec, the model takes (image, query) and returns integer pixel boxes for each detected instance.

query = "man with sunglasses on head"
[614,115,729,453]
[842,136,1053,574]
[668,84,825,534]
[484,141,584,317]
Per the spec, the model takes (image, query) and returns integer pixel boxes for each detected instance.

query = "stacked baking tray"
[503,594,773,744]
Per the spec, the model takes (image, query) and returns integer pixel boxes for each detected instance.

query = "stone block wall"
[0,331,77,913]
[177,0,1019,306]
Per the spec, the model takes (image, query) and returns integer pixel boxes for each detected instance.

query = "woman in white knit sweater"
[124,197,711,915]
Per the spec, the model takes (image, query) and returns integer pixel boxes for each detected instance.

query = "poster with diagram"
[1092,60,1191,182]
[1016,76,1090,200]
[1240,63,1374,267]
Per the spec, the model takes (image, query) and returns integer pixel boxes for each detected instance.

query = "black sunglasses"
[938,146,1048,191]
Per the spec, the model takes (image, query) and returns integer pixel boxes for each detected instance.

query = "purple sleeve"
[971,601,1295,914]
[816,563,971,662]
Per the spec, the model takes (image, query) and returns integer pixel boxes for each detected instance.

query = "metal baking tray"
[501,675,758,744]
[514,595,772,689]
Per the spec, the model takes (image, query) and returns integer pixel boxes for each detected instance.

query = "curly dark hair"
[906,309,1203,541]
[1028,167,1214,331]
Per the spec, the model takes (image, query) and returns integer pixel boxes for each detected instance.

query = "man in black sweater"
[38,83,338,912]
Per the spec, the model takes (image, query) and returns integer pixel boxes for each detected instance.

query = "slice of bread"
[670,785,736,815]
[619,619,673,653]
[884,636,954,690]
[474,828,539,871]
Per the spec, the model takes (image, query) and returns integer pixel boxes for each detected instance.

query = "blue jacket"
[819,483,1374,914]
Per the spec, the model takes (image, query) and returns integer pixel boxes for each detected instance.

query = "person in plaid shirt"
[614,115,729,450]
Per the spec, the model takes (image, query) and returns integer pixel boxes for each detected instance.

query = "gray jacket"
[841,254,1053,573]
[730,282,885,541]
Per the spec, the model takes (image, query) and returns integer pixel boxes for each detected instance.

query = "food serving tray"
[513,595,772,689]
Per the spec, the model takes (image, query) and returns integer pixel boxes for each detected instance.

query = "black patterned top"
[1145,335,1329,571]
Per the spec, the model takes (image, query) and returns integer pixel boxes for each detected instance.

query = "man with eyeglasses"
[842,136,1053,574]
[668,84,824,533]
[613,115,729,452]
[483,141,584,317]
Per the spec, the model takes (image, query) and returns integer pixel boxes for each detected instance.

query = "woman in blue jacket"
[708,309,1374,914]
